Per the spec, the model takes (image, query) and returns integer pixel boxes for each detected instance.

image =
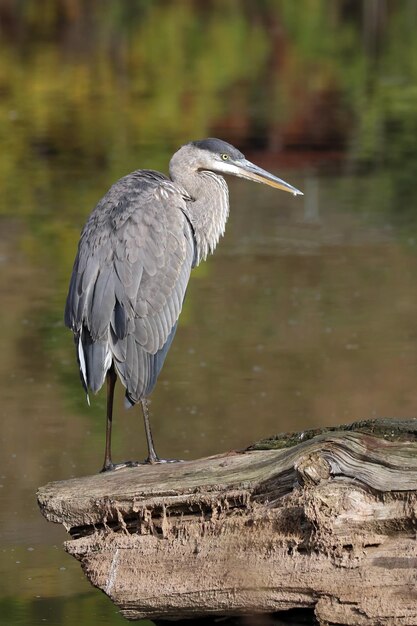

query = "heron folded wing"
[91,269,115,336]
[65,170,196,399]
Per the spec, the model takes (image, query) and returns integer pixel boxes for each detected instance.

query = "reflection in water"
[1,2,417,625]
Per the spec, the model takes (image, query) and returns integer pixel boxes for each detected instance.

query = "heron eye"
[221,154,229,161]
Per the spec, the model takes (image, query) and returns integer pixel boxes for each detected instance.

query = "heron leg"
[101,364,117,472]
[141,398,160,464]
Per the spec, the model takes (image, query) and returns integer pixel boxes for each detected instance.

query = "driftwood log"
[37,419,417,625]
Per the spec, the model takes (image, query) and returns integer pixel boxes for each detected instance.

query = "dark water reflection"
[1,1,417,625]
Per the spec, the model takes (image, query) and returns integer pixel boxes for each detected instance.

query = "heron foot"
[144,456,184,465]
[100,458,184,472]
[100,460,140,473]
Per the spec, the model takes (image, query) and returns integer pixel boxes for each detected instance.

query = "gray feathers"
[65,169,195,404]
[65,140,236,408]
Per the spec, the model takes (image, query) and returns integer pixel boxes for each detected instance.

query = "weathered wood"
[37,420,417,625]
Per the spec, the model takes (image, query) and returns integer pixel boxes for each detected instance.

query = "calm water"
[1,2,417,625]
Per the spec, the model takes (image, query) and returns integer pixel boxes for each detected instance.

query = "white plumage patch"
[104,345,113,373]
[78,331,90,406]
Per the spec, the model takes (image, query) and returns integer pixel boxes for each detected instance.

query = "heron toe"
[144,456,184,465]
[100,460,140,473]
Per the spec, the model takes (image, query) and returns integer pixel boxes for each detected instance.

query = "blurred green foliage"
[1,0,417,243]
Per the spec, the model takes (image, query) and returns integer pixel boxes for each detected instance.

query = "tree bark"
[37,419,417,625]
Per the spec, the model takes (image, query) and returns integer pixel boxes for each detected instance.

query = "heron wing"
[64,170,195,401]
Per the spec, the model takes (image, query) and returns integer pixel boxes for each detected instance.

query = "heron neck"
[174,170,230,265]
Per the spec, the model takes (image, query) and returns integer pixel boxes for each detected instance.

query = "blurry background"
[1,0,417,624]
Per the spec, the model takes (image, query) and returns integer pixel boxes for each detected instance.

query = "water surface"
[1,2,417,625]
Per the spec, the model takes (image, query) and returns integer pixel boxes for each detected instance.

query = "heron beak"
[235,159,303,196]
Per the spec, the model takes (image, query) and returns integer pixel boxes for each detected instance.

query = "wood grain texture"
[37,421,417,624]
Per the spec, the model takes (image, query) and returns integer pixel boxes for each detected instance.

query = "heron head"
[189,138,303,196]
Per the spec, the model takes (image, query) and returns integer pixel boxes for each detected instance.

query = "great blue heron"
[65,138,303,471]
